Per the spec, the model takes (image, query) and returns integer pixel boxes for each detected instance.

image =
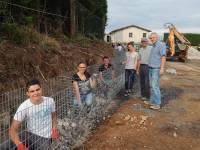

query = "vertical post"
[70,0,76,37]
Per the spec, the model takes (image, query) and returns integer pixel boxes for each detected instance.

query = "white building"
[105,25,151,43]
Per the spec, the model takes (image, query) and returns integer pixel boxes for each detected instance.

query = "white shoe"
[124,92,129,97]
[144,101,151,105]
[150,105,160,110]
[141,97,147,100]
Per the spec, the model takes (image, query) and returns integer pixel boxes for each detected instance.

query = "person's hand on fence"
[77,100,83,107]
[121,60,127,65]
[51,128,60,140]
[91,73,98,80]
[17,143,29,150]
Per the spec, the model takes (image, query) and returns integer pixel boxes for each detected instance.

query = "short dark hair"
[127,41,134,47]
[102,56,109,60]
[26,79,41,91]
[77,62,87,67]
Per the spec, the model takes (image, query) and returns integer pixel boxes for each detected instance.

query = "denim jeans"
[125,69,136,91]
[149,68,161,105]
[74,92,93,106]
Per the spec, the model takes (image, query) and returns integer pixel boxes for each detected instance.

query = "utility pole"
[70,0,76,37]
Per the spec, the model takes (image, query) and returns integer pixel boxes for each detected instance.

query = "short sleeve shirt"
[14,97,55,138]
[125,51,139,70]
[148,41,166,68]
[72,73,91,95]
[99,64,113,80]
[139,46,152,65]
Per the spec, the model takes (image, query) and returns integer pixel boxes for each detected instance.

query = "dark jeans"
[0,131,52,150]
[139,64,150,99]
[125,69,136,91]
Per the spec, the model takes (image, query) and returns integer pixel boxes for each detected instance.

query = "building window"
[129,32,133,38]
[106,35,111,42]
[143,33,147,37]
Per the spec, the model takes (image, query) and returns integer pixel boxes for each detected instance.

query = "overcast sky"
[106,0,200,34]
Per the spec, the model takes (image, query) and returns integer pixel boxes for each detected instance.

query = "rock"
[71,122,77,128]
[173,132,177,138]
[188,47,200,60]
[140,115,148,124]
[130,117,134,122]
[115,121,123,125]
[124,115,131,121]
[166,68,176,75]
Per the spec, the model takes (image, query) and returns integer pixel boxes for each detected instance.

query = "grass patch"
[0,23,60,50]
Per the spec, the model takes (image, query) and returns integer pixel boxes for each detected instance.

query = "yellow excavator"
[164,23,191,62]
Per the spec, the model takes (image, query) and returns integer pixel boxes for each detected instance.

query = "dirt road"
[78,61,200,150]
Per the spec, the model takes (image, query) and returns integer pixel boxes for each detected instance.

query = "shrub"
[0,23,60,50]
[0,23,26,44]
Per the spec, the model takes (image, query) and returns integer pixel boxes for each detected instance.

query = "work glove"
[17,143,28,150]
[51,128,60,140]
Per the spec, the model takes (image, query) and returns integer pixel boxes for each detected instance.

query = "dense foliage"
[0,0,107,40]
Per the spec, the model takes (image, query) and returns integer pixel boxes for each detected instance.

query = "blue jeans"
[125,69,136,91]
[149,68,161,105]
[74,92,93,106]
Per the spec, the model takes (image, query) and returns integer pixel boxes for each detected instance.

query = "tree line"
[0,0,107,39]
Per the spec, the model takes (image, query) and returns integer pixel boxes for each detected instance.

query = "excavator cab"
[164,23,191,62]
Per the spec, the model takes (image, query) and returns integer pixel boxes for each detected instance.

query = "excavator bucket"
[164,23,191,62]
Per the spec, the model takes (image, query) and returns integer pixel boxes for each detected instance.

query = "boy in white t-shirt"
[9,79,59,150]
[122,42,139,96]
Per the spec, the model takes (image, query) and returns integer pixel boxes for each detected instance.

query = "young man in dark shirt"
[98,56,115,97]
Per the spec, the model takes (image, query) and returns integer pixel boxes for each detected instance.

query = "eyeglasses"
[149,37,156,39]
[79,66,86,68]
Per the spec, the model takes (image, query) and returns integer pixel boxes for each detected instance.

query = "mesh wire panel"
[0,49,141,149]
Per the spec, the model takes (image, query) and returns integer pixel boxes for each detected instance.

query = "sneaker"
[141,97,147,100]
[128,89,131,93]
[150,105,160,110]
[124,91,129,97]
[144,101,151,105]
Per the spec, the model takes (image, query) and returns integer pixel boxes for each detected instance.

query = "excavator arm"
[165,23,191,61]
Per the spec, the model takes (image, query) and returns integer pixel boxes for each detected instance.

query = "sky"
[105,0,200,34]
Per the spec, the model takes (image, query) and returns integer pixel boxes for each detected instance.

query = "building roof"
[109,25,151,34]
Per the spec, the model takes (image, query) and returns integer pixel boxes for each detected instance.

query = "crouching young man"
[9,79,59,150]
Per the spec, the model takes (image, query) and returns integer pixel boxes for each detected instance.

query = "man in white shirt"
[122,42,139,96]
[9,79,59,150]
[138,38,152,100]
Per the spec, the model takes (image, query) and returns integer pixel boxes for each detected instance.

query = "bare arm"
[72,81,81,103]
[122,60,127,65]
[137,60,141,74]
[99,72,104,81]
[90,78,96,88]
[9,120,22,146]
[51,111,60,140]
[160,56,166,75]
[134,56,139,72]
[52,112,57,129]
